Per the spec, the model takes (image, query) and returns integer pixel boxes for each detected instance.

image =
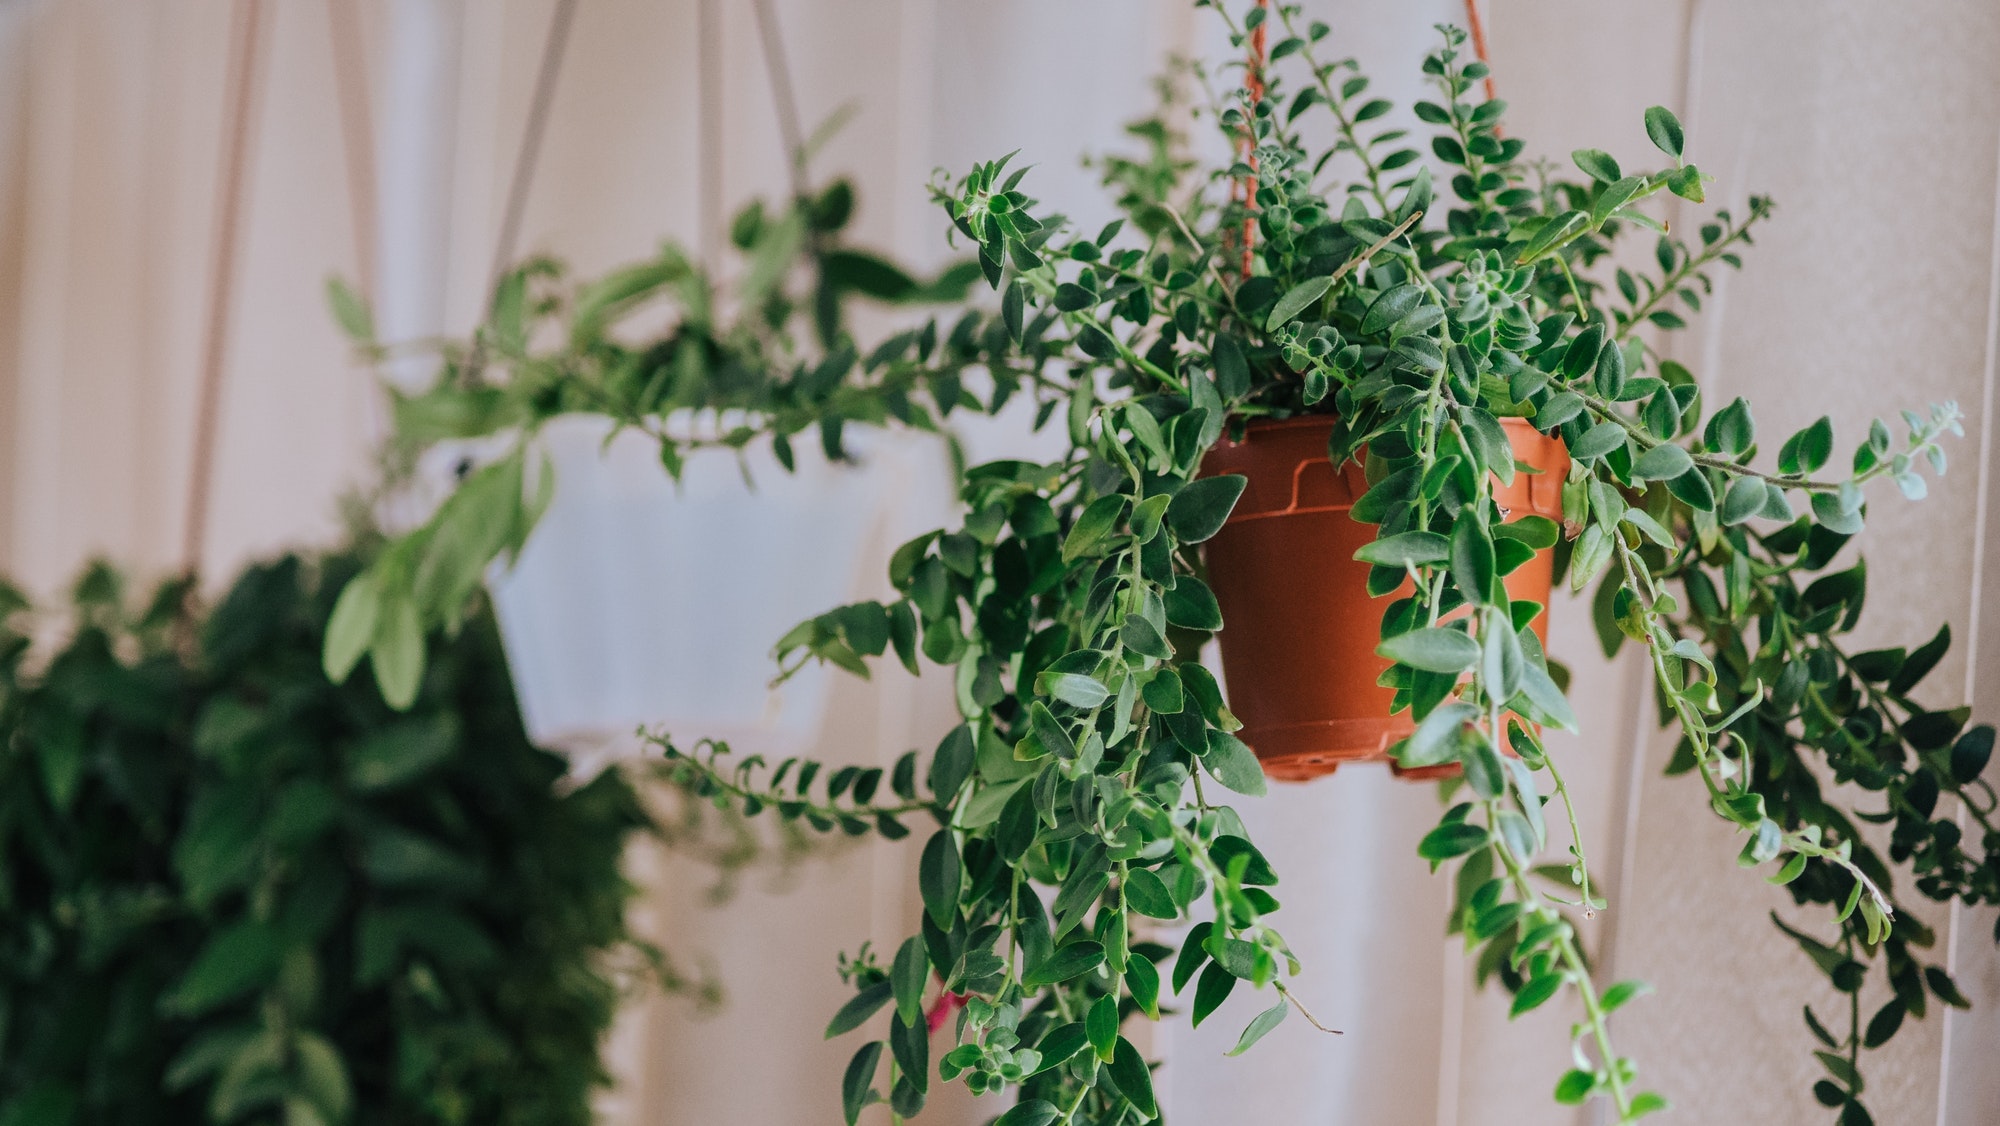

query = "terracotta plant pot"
[1201,415,1569,783]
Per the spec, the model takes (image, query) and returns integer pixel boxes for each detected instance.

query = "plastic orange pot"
[1201,415,1568,783]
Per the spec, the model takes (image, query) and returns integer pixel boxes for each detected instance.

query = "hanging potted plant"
[331,181,992,770]
[332,3,1998,1122]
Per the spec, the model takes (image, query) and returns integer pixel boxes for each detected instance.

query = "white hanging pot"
[481,414,947,778]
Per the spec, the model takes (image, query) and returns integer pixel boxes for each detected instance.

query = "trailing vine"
[329,5,1997,1123]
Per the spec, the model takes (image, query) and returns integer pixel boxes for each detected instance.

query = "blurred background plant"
[0,550,654,1125]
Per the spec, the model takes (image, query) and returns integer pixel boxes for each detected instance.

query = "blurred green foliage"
[0,551,652,1125]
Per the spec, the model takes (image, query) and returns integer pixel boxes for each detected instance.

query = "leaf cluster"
[0,553,653,1125]
[338,4,1996,1123]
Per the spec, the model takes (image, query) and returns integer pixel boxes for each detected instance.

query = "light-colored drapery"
[1,2,1995,1123]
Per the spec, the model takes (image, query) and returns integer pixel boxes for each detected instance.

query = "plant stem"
[1279,8,1394,215]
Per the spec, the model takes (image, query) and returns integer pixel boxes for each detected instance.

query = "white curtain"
[2,2,1996,1124]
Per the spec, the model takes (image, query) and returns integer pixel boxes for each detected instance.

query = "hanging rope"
[326,0,377,302]
[183,0,271,575]
[1235,0,1270,281]
[1463,0,1500,107]
[696,0,725,263]
[750,0,810,200]
[487,0,579,301]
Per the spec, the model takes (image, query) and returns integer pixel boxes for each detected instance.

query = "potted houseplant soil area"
[325,3,1999,1123]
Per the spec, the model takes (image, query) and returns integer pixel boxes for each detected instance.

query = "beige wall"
[1,2,1995,1124]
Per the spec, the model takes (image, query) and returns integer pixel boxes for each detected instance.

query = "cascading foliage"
[329,5,1998,1123]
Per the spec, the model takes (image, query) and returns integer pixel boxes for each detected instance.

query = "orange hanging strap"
[1237,0,1271,281]
[1463,0,1500,107]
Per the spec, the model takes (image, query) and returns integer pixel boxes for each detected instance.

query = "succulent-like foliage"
[334,5,1996,1123]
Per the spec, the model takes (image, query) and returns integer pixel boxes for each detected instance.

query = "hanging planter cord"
[182,0,271,580]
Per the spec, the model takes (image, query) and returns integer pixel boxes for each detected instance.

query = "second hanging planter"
[1201,415,1570,782]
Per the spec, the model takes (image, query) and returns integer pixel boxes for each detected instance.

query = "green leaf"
[1570,421,1628,462]
[1023,941,1106,987]
[1862,999,1905,1048]
[1719,476,1766,525]
[1355,531,1450,567]
[1168,476,1248,543]
[1644,105,1684,158]
[891,937,928,1027]
[1028,1025,1089,1076]
[1192,961,1236,1027]
[1927,966,1972,1009]
[826,981,895,1039]
[1164,576,1224,631]
[1128,956,1162,1019]
[1124,867,1180,920]
[1267,275,1334,330]
[1227,999,1289,1056]
[1494,515,1559,550]
[1952,726,1993,784]
[1778,416,1833,475]
[1213,336,1250,397]
[326,275,374,341]
[1571,148,1621,183]
[322,572,380,682]
[1120,613,1173,660]
[1453,510,1506,594]
[919,830,961,929]
[1087,994,1120,1062]
[1107,1037,1158,1117]
[1510,973,1564,1017]
[1601,979,1652,1013]
[1515,210,1585,265]
[1063,494,1127,562]
[994,1101,1060,1126]
[1816,1050,1863,1095]
[1554,1069,1598,1105]
[889,1011,929,1097]
[1202,731,1268,796]
[1418,821,1490,861]
[1631,443,1694,481]
[371,592,425,710]
[842,1041,882,1125]
[1378,627,1480,674]
[1362,284,1424,334]
[1040,672,1110,709]
[1812,491,1863,535]
[163,922,281,1017]
[928,724,976,797]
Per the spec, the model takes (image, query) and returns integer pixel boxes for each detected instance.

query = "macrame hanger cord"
[1462,0,1501,130]
[488,0,579,304]
[1235,0,1271,282]
[183,0,272,580]
[326,0,377,304]
[750,0,811,202]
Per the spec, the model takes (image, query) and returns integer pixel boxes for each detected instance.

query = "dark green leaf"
[1268,275,1334,330]
[1107,1037,1158,1116]
[1202,731,1268,796]
[994,1101,1060,1126]
[1644,105,1684,158]
[919,830,961,929]
[1168,476,1248,543]
[1023,941,1106,987]
[826,981,895,1038]
[842,1041,882,1125]
[1572,148,1621,183]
